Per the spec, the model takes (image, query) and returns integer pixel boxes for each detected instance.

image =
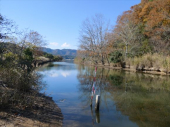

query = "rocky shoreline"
[0,86,63,127]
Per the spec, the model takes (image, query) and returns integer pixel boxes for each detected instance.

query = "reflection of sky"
[50,73,58,77]
[61,72,70,77]
[37,62,138,127]
[39,70,70,78]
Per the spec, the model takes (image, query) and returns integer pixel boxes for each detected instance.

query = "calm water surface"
[37,62,170,127]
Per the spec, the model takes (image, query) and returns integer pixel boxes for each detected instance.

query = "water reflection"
[37,62,72,78]
[61,72,70,77]
[77,64,170,127]
[108,73,170,127]
[37,62,76,71]
[38,62,170,127]
[77,65,137,127]
[50,73,59,77]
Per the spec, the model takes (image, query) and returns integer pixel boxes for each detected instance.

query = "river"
[37,61,170,127]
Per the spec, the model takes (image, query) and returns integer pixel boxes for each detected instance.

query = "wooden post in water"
[95,95,100,111]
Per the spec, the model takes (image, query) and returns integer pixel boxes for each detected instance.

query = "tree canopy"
[76,0,170,65]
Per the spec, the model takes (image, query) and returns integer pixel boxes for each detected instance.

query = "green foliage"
[24,48,33,62]
[4,52,18,62]
[130,39,152,57]
[53,55,63,61]
[45,53,54,59]
[109,51,123,63]
[43,52,63,61]
[0,42,45,92]
[0,14,48,112]
[141,39,152,54]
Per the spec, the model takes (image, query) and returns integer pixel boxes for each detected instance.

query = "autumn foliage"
[130,0,170,53]
[77,0,170,65]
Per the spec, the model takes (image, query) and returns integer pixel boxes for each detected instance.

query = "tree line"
[0,13,62,92]
[76,0,170,70]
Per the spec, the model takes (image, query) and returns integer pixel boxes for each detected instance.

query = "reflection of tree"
[77,65,111,125]
[107,72,170,127]
[77,65,111,105]
[108,75,123,86]
[77,65,170,127]
[111,91,170,127]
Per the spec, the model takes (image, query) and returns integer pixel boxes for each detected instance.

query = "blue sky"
[0,0,140,49]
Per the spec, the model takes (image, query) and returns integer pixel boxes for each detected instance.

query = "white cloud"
[61,72,70,77]
[61,42,70,48]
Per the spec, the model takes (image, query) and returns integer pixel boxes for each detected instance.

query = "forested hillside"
[42,47,77,59]
[76,0,170,72]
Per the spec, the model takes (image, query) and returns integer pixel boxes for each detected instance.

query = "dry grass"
[126,53,170,71]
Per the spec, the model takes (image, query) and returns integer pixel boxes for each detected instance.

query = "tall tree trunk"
[106,54,110,66]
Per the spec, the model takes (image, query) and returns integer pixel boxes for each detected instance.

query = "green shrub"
[109,51,123,63]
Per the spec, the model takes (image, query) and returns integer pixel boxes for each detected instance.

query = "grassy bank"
[75,53,170,75]
[126,53,170,73]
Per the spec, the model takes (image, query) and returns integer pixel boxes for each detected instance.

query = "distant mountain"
[42,47,77,59]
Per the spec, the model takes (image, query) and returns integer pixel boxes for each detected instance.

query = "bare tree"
[17,30,46,59]
[79,14,110,65]
[0,14,18,61]
[113,12,142,59]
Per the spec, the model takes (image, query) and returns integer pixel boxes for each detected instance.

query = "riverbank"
[32,56,63,67]
[0,86,63,127]
[79,62,170,76]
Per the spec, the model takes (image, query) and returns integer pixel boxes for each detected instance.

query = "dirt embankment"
[0,86,63,127]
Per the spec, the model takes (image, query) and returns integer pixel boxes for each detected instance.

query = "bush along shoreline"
[75,53,170,76]
[0,57,63,126]
[0,14,63,126]
[0,46,63,126]
[0,61,63,126]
